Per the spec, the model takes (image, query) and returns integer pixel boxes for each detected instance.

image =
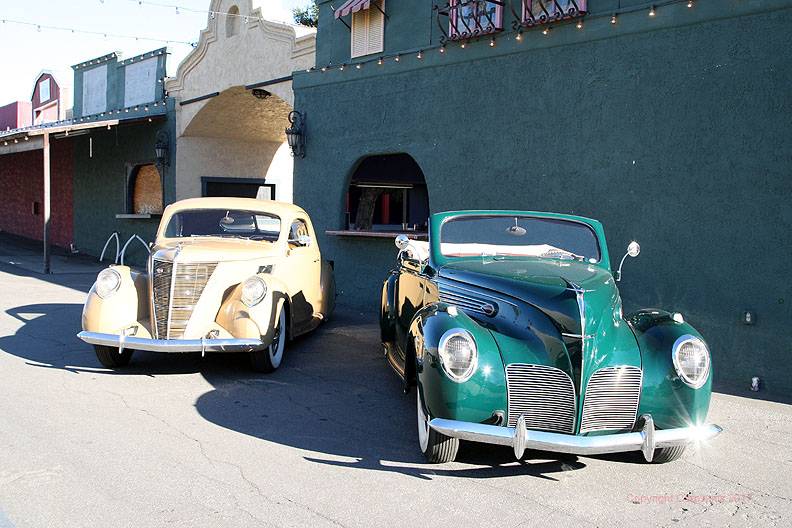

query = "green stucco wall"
[294,2,792,394]
[72,100,176,267]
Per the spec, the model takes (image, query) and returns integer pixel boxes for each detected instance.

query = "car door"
[284,218,321,330]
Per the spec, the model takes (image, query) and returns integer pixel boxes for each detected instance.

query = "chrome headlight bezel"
[95,268,122,299]
[241,276,268,307]
[672,334,711,389]
[438,328,478,383]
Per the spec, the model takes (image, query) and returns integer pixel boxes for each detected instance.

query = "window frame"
[350,0,385,59]
[124,161,163,218]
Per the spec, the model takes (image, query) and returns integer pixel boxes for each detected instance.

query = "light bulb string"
[308,0,697,74]
[0,17,195,45]
[119,0,309,29]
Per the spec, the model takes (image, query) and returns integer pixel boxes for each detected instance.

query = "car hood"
[438,258,640,387]
[152,238,280,263]
[438,258,614,332]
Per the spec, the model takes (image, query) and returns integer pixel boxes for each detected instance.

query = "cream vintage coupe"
[78,197,335,372]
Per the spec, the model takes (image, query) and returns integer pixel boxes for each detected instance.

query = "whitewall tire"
[250,304,287,373]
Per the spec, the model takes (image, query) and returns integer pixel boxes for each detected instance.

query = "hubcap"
[417,389,429,452]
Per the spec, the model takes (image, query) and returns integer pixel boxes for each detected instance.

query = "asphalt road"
[0,261,789,527]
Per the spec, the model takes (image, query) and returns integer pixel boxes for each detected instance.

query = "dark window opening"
[201,177,275,200]
[345,154,429,233]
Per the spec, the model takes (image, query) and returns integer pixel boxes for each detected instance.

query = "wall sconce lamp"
[285,110,306,158]
[154,131,169,167]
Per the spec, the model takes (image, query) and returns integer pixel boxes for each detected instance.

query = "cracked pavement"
[0,261,790,527]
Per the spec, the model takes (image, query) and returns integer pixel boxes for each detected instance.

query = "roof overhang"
[0,114,165,156]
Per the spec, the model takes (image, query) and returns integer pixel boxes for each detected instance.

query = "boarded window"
[130,164,163,215]
[351,0,385,58]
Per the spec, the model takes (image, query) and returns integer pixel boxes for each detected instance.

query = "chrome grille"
[438,284,497,316]
[506,364,576,433]
[150,260,216,339]
[168,262,217,338]
[580,366,643,433]
[151,259,172,339]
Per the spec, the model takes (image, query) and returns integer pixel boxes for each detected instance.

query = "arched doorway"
[345,153,430,233]
[176,86,295,202]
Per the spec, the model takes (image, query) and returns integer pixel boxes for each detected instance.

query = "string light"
[687,0,693,7]
[576,19,583,29]
[394,55,400,62]
[542,26,551,36]
[340,63,346,70]
[439,45,445,53]
[121,0,305,28]
[377,57,383,65]
[417,50,423,59]
[460,41,466,49]
[611,13,618,24]
[489,37,496,47]
[515,30,523,41]
[649,5,656,17]
[356,63,362,69]
[1,17,194,46]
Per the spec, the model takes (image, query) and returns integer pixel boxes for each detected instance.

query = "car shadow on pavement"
[1,298,586,480]
[194,309,587,481]
[1,303,232,376]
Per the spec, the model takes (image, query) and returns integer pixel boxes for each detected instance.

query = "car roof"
[163,197,308,218]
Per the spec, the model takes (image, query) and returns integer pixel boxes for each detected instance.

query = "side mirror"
[395,234,410,251]
[616,241,640,282]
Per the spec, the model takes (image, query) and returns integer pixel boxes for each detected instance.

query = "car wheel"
[250,305,287,373]
[650,445,686,464]
[417,387,459,463]
[94,345,133,368]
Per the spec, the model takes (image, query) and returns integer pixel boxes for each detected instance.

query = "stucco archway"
[166,0,315,203]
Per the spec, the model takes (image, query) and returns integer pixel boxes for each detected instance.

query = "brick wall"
[0,140,73,248]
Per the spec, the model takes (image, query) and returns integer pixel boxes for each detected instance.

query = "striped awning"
[334,0,372,19]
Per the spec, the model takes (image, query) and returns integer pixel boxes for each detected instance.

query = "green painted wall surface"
[72,100,176,267]
[294,3,792,394]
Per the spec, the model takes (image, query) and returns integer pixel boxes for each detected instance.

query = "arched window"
[226,5,241,37]
[345,154,429,233]
[129,164,163,215]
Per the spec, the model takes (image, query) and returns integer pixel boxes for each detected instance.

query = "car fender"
[627,309,713,429]
[82,266,148,334]
[380,271,398,342]
[408,303,507,424]
[216,274,290,346]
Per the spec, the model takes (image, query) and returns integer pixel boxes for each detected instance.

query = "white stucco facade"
[166,0,315,203]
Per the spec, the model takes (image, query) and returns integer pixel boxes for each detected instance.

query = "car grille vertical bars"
[167,262,217,338]
[506,364,576,434]
[151,259,173,339]
[580,366,643,433]
[150,260,216,339]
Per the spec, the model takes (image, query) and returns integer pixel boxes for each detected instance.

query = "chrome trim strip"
[429,415,722,461]
[78,331,262,353]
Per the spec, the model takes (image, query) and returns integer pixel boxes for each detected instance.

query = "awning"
[334,0,371,19]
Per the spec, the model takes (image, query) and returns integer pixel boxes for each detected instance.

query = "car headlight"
[95,268,121,299]
[438,329,477,383]
[241,276,267,306]
[672,335,711,389]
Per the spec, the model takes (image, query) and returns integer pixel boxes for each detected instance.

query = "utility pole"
[43,132,51,274]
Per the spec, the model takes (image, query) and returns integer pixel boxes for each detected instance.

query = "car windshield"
[440,215,601,262]
[163,209,281,242]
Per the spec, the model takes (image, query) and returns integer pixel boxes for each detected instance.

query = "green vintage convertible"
[380,211,721,464]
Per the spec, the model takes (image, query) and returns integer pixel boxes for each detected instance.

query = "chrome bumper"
[429,415,722,462]
[77,331,263,354]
